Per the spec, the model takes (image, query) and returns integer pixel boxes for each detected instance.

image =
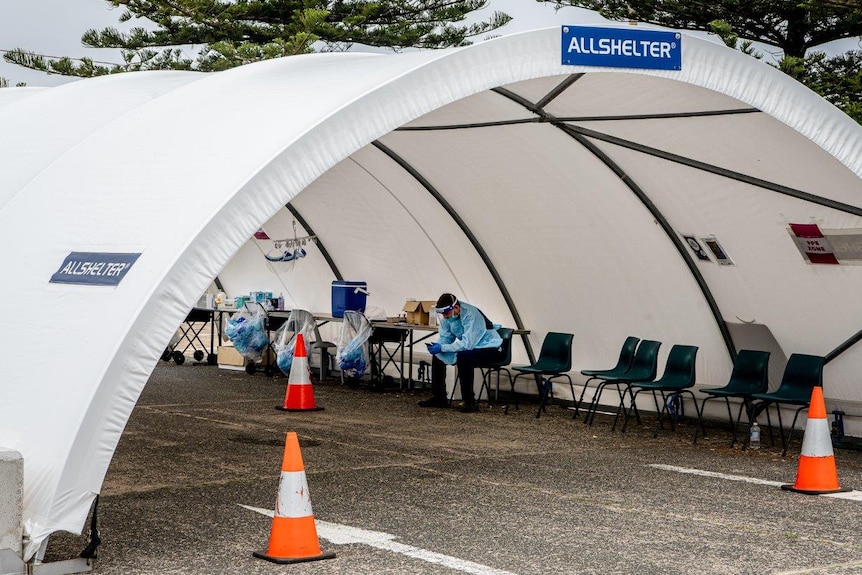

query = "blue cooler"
[331,281,368,317]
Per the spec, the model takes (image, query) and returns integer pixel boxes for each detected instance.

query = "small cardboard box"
[218,345,245,370]
[402,300,436,325]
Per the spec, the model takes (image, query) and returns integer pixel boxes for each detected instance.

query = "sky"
[1,0,860,88]
[0,0,604,87]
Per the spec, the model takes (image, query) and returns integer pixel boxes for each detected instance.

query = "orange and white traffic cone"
[782,386,849,495]
[277,333,324,411]
[253,431,336,564]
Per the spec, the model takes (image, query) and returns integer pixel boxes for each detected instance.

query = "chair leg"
[692,395,719,444]
[610,384,626,431]
[782,406,807,457]
[588,380,623,427]
[627,384,642,425]
[653,391,670,437]
[566,375,578,418]
[477,368,491,405]
[692,397,708,444]
[575,377,598,419]
[585,381,607,426]
[612,383,633,431]
[653,391,666,431]
[722,398,735,445]
[621,386,652,433]
[690,392,707,441]
[536,375,558,418]
[732,399,749,447]
[764,404,777,448]
[505,373,526,414]
[448,371,461,406]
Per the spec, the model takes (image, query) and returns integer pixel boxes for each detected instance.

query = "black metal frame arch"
[369,140,538,365]
[278,73,862,366]
[490,79,736,360]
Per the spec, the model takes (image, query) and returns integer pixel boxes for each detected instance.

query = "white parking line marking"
[649,464,784,486]
[649,464,862,499]
[240,505,521,575]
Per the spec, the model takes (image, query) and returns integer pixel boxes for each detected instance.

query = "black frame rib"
[371,140,537,365]
[389,77,862,362]
[285,203,343,281]
[491,84,737,359]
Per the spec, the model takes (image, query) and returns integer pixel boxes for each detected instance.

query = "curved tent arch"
[1,26,861,559]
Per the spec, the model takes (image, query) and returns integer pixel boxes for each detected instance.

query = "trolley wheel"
[264,365,276,377]
[161,348,172,362]
[193,350,205,362]
[207,353,218,365]
[172,351,185,365]
[245,362,257,375]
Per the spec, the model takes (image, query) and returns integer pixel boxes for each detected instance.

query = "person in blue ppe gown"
[419,293,503,412]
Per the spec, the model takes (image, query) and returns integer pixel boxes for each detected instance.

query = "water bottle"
[749,421,761,450]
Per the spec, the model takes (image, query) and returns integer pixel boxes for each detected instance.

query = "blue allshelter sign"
[562,26,681,71]
[50,252,140,286]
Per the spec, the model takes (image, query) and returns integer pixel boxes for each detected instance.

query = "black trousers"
[431,347,505,404]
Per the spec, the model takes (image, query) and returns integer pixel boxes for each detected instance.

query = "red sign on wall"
[789,223,839,264]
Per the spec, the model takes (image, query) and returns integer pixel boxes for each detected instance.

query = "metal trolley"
[161,308,221,365]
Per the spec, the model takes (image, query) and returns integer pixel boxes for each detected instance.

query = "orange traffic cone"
[277,333,324,411]
[253,431,336,564]
[782,386,849,495]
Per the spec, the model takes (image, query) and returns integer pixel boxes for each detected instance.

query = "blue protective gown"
[435,301,502,365]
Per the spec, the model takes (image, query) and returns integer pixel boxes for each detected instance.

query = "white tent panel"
[378,123,726,368]
[575,113,862,206]
[0,87,46,109]
[542,73,754,117]
[0,72,201,210]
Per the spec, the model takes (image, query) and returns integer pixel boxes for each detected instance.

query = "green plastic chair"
[477,328,514,404]
[750,353,824,456]
[506,332,574,418]
[584,340,662,429]
[575,336,640,419]
[624,344,699,436]
[693,350,770,446]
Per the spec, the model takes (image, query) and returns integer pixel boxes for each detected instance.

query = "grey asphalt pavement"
[44,362,862,574]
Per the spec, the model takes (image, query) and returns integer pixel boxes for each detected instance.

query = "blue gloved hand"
[427,342,442,355]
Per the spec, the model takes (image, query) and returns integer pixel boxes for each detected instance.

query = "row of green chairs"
[578,336,824,454]
[695,351,824,456]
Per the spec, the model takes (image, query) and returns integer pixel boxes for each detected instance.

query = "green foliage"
[543,0,862,125]
[0,76,27,88]
[3,0,510,78]
[796,51,862,124]
[543,0,862,58]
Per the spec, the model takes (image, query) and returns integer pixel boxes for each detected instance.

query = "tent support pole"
[284,203,343,281]
[370,140,537,366]
[563,125,862,218]
[559,125,737,360]
[825,327,862,364]
[492,85,737,361]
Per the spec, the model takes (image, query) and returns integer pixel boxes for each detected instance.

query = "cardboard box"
[402,300,436,325]
[218,345,245,369]
[218,345,274,370]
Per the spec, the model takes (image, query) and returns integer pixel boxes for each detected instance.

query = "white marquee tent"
[2,24,862,560]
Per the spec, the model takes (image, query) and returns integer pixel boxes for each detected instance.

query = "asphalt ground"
[44,361,862,575]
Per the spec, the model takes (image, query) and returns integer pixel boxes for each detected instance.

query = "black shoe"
[418,397,448,408]
[459,402,478,413]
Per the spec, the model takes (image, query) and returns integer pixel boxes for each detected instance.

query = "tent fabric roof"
[2,25,862,558]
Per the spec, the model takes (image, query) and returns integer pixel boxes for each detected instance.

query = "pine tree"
[3,0,511,78]
[544,0,862,58]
